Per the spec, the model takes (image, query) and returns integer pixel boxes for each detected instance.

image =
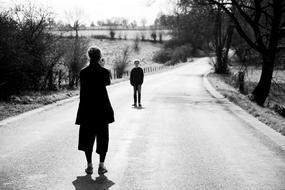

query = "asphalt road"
[0,58,285,190]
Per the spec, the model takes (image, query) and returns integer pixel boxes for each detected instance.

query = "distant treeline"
[50,29,172,41]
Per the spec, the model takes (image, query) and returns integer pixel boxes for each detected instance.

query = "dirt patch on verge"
[207,73,285,136]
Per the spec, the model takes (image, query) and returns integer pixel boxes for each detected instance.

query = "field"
[88,38,164,71]
[52,29,172,41]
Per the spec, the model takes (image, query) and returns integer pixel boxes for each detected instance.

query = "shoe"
[132,103,137,107]
[98,165,108,175]
[85,166,93,175]
[138,104,142,107]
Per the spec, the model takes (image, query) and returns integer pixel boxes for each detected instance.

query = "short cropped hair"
[88,46,102,63]
[134,59,140,64]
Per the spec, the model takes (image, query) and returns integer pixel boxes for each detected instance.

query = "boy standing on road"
[130,59,144,107]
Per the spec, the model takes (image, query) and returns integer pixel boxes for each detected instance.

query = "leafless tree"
[204,0,285,105]
[65,8,88,88]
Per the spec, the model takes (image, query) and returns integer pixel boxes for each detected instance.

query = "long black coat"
[75,63,114,125]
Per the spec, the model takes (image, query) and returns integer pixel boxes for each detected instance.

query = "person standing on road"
[75,46,114,175]
[130,59,144,108]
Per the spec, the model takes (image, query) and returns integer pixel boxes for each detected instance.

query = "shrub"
[114,46,131,78]
[0,6,68,98]
[133,37,140,52]
[109,28,115,40]
[164,38,185,48]
[151,31,157,43]
[153,44,194,65]
[118,33,122,40]
[158,33,163,43]
[152,48,172,64]
[91,34,109,40]
[141,33,146,41]
[171,46,188,64]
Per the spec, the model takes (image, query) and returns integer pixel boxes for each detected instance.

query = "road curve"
[0,58,285,190]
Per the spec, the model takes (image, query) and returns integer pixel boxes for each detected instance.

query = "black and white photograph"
[0,0,285,189]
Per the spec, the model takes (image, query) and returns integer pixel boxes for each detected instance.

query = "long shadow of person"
[72,175,115,190]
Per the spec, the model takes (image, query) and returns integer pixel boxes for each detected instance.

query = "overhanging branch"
[207,0,266,53]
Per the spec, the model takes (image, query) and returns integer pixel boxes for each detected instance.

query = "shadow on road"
[132,106,146,110]
[72,175,115,190]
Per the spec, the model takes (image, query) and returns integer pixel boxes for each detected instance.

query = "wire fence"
[110,65,170,80]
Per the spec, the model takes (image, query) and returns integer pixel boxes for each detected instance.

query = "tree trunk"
[69,71,75,89]
[222,24,234,67]
[47,69,54,91]
[252,54,275,106]
[214,6,229,74]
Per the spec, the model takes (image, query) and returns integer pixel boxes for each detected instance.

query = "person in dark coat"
[130,59,144,107]
[75,46,114,175]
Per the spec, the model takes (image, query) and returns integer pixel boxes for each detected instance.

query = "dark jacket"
[130,67,144,86]
[75,63,114,125]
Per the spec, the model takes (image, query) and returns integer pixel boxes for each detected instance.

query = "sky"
[2,0,175,25]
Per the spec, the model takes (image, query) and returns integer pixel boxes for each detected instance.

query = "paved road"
[0,58,285,190]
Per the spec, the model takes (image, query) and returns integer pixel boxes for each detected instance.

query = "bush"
[164,38,185,48]
[153,43,194,65]
[171,46,188,64]
[0,7,66,98]
[171,44,193,63]
[192,48,207,57]
[114,46,131,78]
[91,34,109,40]
[109,28,115,40]
[133,37,140,52]
[151,31,157,43]
[158,33,163,43]
[152,48,172,63]
[141,33,146,41]
[0,12,23,99]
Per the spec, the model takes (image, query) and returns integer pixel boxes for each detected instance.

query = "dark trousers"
[78,124,109,154]
[133,85,141,104]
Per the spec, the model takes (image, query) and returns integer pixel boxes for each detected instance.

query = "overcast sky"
[3,0,175,25]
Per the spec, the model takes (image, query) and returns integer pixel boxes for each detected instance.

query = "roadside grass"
[230,66,285,110]
[0,90,79,121]
[207,65,285,135]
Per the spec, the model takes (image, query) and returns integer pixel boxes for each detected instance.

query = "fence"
[111,65,169,80]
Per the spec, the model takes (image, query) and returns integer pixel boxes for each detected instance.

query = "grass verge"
[207,72,285,136]
[0,90,79,121]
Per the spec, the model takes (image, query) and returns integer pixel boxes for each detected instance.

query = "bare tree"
[204,0,285,105]
[65,8,88,88]
[65,8,85,37]
[141,18,147,28]
[213,4,234,73]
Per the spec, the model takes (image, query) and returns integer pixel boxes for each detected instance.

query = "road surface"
[0,58,285,190]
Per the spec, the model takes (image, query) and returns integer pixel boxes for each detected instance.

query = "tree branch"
[252,0,267,50]
[231,0,255,27]
[207,0,265,53]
